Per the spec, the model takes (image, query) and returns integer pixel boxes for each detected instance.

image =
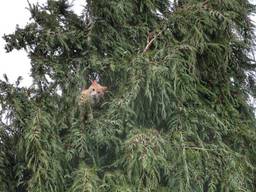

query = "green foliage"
[120,129,168,191]
[69,163,100,192]
[1,0,256,191]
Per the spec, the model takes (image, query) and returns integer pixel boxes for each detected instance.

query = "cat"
[79,80,107,121]
[80,80,107,105]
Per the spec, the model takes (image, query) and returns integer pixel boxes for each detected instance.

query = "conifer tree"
[1,0,256,191]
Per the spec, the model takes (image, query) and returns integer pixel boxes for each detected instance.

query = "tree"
[0,0,256,191]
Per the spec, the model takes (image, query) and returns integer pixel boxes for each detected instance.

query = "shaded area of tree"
[1,0,256,191]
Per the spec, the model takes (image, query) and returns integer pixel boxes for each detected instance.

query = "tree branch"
[143,30,163,53]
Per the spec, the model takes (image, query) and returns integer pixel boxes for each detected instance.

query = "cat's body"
[79,80,107,121]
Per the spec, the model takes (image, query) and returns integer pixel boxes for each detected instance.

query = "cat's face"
[88,80,107,104]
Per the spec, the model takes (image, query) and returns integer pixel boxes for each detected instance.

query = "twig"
[143,30,163,53]
[202,0,209,9]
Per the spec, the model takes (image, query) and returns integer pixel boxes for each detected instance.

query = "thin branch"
[143,30,163,53]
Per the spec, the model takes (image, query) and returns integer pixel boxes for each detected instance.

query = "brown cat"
[79,80,107,121]
[80,80,107,105]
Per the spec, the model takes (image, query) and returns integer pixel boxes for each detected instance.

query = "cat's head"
[88,80,107,104]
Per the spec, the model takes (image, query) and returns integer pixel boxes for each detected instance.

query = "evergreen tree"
[1,0,256,191]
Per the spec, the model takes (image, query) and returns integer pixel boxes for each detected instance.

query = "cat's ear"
[102,86,107,91]
[91,80,97,85]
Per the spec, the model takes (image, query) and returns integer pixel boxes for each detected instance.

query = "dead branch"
[143,30,163,53]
